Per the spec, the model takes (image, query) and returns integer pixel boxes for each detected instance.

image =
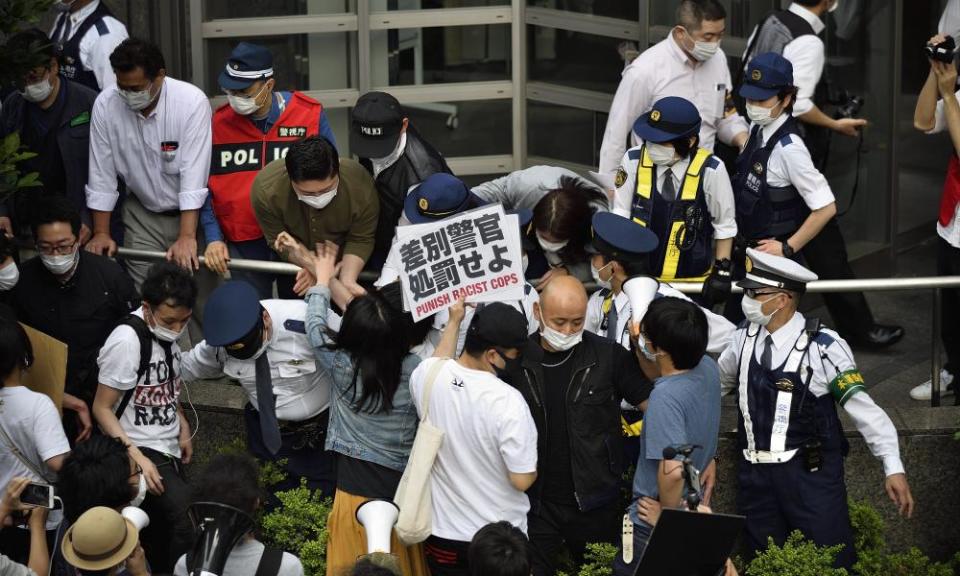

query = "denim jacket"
[305,286,421,471]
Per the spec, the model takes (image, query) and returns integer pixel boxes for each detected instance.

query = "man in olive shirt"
[252,136,378,296]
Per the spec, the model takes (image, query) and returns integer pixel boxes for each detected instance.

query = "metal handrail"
[115,247,960,407]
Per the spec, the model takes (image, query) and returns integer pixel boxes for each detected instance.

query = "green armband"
[829,369,866,405]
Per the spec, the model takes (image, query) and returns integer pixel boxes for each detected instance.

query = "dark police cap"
[404,173,484,224]
[739,52,795,101]
[219,42,274,91]
[350,91,405,159]
[633,96,702,144]
[202,281,262,347]
[468,302,530,350]
[590,212,658,260]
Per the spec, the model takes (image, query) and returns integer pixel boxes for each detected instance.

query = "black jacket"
[507,331,652,512]
[362,125,451,269]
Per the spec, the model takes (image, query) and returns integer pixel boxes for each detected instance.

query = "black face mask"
[493,348,523,382]
[225,315,265,360]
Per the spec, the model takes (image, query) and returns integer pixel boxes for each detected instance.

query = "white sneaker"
[909,369,955,400]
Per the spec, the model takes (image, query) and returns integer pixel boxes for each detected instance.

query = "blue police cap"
[219,42,274,91]
[202,281,262,347]
[633,96,702,144]
[739,52,794,102]
[590,212,658,259]
[738,248,817,293]
[404,173,484,224]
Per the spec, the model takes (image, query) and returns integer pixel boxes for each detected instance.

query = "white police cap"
[738,248,818,292]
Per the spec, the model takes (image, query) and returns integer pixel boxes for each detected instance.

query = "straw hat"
[61,506,139,570]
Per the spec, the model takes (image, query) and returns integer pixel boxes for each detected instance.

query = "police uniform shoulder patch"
[614,167,628,188]
[650,110,661,122]
[69,111,91,127]
[828,369,866,406]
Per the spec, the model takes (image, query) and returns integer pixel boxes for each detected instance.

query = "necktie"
[606,303,619,342]
[53,13,72,44]
[760,335,774,370]
[255,354,282,455]
[744,125,763,158]
[660,169,677,201]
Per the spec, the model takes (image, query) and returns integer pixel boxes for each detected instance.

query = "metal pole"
[932,288,942,408]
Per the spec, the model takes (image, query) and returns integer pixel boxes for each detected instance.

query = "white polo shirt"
[48,0,128,90]
[86,77,212,214]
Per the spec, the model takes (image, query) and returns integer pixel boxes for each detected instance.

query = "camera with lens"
[833,91,864,120]
[925,35,956,63]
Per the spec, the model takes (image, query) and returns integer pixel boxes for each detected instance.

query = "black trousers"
[138,448,194,574]
[938,237,960,380]
[528,500,622,576]
[424,535,472,576]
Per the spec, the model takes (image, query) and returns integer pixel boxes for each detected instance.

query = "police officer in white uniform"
[49,0,128,91]
[180,281,335,496]
[599,0,748,175]
[718,249,914,571]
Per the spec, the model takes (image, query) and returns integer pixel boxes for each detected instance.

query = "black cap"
[468,303,529,350]
[350,91,404,158]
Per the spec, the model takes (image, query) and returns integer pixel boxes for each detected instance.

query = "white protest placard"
[395,205,525,322]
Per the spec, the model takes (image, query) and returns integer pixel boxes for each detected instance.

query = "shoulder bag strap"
[254,546,284,576]
[0,417,51,482]
[420,358,449,424]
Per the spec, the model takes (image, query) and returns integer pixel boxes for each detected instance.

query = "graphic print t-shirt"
[97,309,182,457]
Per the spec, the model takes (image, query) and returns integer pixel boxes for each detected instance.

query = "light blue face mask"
[638,334,661,362]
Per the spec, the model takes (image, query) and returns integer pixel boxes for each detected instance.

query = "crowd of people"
[4,0,958,574]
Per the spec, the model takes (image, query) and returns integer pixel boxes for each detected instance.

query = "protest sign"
[395,205,524,321]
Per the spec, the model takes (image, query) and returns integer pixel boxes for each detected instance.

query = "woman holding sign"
[298,238,464,576]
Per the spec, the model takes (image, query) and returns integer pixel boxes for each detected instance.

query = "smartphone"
[20,482,54,509]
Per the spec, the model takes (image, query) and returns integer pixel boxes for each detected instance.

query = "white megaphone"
[121,506,150,532]
[623,275,660,325]
[356,499,400,555]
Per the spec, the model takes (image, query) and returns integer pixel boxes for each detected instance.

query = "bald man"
[500,275,651,576]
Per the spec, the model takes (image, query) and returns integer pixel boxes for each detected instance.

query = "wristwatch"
[781,240,795,258]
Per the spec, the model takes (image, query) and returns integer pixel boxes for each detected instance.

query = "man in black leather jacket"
[502,274,651,576]
[349,90,452,269]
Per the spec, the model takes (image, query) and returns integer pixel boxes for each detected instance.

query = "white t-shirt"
[409,358,538,541]
[0,386,70,529]
[174,539,303,576]
[97,309,183,458]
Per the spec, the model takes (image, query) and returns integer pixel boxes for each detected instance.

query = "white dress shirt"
[754,114,835,211]
[743,3,825,118]
[86,77,212,213]
[924,88,960,248]
[717,312,905,476]
[584,284,735,354]
[612,144,738,240]
[48,0,128,90]
[599,34,749,174]
[180,299,332,421]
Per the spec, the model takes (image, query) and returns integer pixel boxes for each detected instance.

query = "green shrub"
[260,479,332,576]
[745,531,848,576]
[555,542,618,576]
[850,498,955,576]
[209,437,288,489]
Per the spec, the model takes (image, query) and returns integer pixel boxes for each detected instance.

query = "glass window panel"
[369,25,510,86]
[527,26,629,93]
[385,0,509,8]
[526,0,638,21]
[204,0,354,20]
[527,101,607,167]
[205,33,356,95]
[380,100,512,157]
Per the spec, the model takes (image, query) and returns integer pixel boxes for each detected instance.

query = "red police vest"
[940,155,960,229]
[209,92,322,242]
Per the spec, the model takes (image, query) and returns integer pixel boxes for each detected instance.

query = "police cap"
[739,52,795,102]
[203,281,263,347]
[738,248,818,293]
[219,42,274,91]
[633,96,702,144]
[404,173,484,224]
[589,212,658,261]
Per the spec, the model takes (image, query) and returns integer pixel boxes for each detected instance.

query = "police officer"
[201,42,337,299]
[611,96,737,308]
[180,281,336,496]
[49,0,129,91]
[718,248,914,570]
[585,212,734,353]
[728,53,902,348]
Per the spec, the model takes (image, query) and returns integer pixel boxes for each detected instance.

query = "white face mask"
[740,294,783,326]
[146,306,186,343]
[536,232,568,254]
[0,261,19,290]
[647,142,679,166]
[118,82,158,111]
[297,189,337,210]
[40,247,78,276]
[227,82,269,116]
[130,472,147,508]
[541,324,583,352]
[21,76,53,103]
[745,102,777,127]
[679,27,720,61]
[591,261,613,290]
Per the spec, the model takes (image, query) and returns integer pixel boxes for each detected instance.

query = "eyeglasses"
[130,463,143,478]
[744,288,784,299]
[35,241,77,256]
